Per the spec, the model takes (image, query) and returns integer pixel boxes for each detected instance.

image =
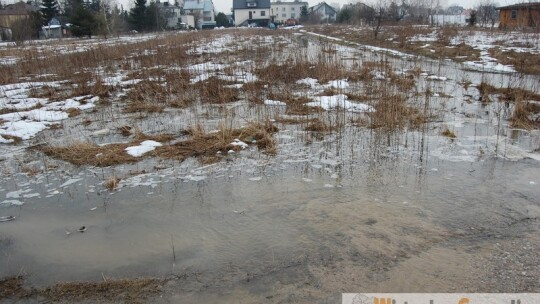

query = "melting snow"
[125,140,163,157]
[306,95,375,113]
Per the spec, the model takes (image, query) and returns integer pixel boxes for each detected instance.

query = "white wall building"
[233,0,271,27]
[183,0,216,29]
[270,0,308,23]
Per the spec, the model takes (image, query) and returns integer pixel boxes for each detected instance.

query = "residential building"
[0,2,38,29]
[232,0,271,27]
[183,0,216,29]
[158,2,184,29]
[309,2,337,23]
[270,0,308,23]
[497,2,540,29]
[339,2,374,25]
[40,17,63,38]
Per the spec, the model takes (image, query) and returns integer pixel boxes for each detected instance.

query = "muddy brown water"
[1,32,539,302]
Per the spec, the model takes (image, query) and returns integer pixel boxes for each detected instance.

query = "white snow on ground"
[425,75,448,81]
[0,121,49,140]
[0,200,24,206]
[326,79,349,89]
[0,81,101,142]
[409,31,439,42]
[230,139,249,149]
[297,78,319,88]
[449,32,527,73]
[125,140,163,157]
[264,100,286,106]
[0,56,19,66]
[304,31,413,58]
[0,98,48,111]
[59,178,83,188]
[306,94,375,113]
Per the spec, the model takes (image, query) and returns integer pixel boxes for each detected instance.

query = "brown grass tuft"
[37,141,138,167]
[441,128,457,138]
[104,176,121,190]
[156,121,279,160]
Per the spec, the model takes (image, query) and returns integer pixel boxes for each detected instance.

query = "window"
[247,2,257,7]
[261,11,265,16]
[282,13,286,17]
[511,9,517,19]
[291,7,295,11]
[282,7,286,11]
[291,13,295,18]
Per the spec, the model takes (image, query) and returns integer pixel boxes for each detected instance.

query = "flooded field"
[0,28,539,302]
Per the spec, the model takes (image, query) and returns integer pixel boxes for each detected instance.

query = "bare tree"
[476,0,499,28]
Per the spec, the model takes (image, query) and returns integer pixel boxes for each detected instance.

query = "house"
[41,17,63,38]
[183,0,216,29]
[0,2,39,29]
[339,2,374,25]
[497,2,540,29]
[309,2,337,23]
[233,0,271,27]
[270,0,308,24]
[158,2,184,29]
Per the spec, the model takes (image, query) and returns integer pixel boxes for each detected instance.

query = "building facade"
[309,2,337,23]
[233,0,271,27]
[498,2,540,29]
[183,0,216,29]
[270,0,308,23]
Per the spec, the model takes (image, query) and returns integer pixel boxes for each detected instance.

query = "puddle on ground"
[0,30,539,301]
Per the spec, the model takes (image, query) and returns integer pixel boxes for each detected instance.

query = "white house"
[159,2,183,29]
[233,0,271,27]
[183,0,216,29]
[309,2,337,23]
[271,0,308,23]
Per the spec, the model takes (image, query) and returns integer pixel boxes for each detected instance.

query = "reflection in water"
[0,32,539,301]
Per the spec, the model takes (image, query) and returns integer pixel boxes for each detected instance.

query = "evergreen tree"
[468,10,477,26]
[41,0,59,24]
[129,0,147,31]
[215,12,230,27]
[145,0,165,31]
[70,4,97,37]
[300,5,308,23]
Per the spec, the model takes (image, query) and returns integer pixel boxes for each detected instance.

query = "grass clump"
[104,176,121,190]
[441,128,457,138]
[156,121,279,160]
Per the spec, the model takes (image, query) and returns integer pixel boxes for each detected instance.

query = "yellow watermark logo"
[343,294,540,304]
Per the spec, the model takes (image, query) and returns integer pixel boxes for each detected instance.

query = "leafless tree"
[476,0,499,28]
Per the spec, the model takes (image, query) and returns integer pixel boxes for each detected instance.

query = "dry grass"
[0,276,34,299]
[195,77,239,104]
[370,94,427,130]
[267,92,317,115]
[441,128,457,138]
[478,82,540,105]
[511,100,540,129]
[304,118,342,133]
[493,49,540,75]
[36,123,277,166]
[41,278,163,302]
[37,141,139,167]
[0,275,163,302]
[104,176,121,190]
[1,134,23,145]
[255,60,350,84]
[156,121,279,160]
